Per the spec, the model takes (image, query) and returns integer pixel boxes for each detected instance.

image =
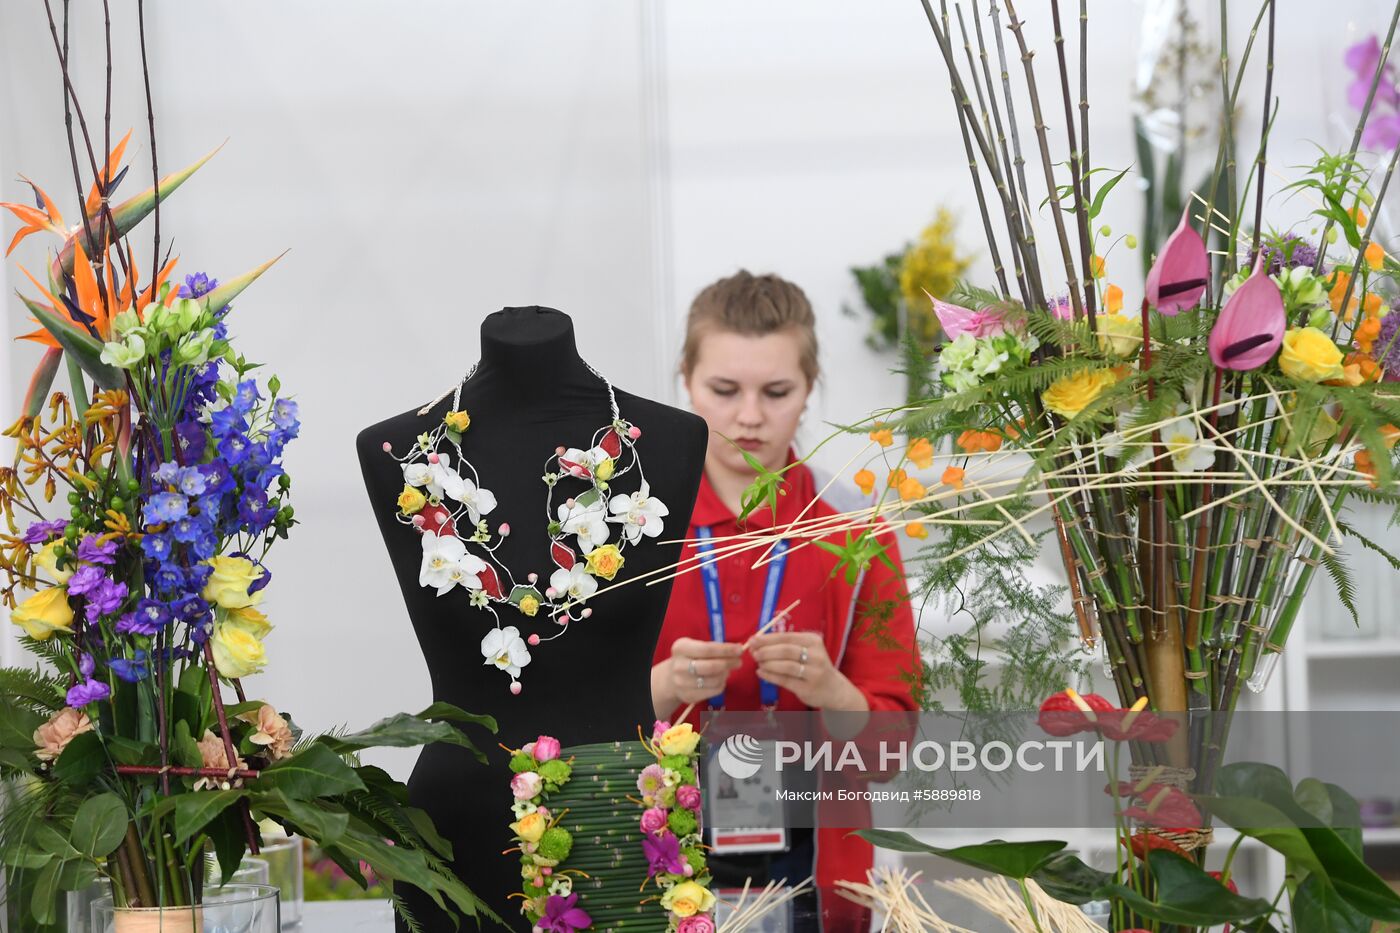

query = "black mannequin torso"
[355,307,707,931]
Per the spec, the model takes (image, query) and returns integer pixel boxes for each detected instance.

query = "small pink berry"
[628,426,642,440]
[636,515,647,526]
[411,515,425,527]
[556,614,568,626]
[533,876,544,887]
[541,867,552,876]
[683,863,694,877]
[565,498,576,509]
[510,682,522,695]
[381,441,392,452]
[499,523,511,536]
[528,633,541,646]
[427,453,440,464]
[556,446,566,455]
[527,571,538,583]
[581,608,593,619]
[435,512,447,525]
[545,587,557,599]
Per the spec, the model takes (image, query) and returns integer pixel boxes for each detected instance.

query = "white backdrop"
[0,1,1390,777]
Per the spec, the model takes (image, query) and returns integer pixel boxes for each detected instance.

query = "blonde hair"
[679,270,819,385]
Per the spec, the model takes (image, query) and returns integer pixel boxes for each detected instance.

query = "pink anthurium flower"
[931,294,1011,339]
[1209,253,1285,371]
[1145,207,1209,315]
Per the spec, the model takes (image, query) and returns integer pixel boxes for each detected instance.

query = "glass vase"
[256,835,304,928]
[91,883,280,933]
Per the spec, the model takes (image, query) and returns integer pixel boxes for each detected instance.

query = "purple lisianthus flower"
[178,272,218,299]
[642,831,687,878]
[211,407,248,439]
[537,893,591,933]
[143,491,188,526]
[110,651,151,683]
[176,467,207,497]
[84,579,129,621]
[218,433,252,466]
[174,421,208,461]
[21,518,68,545]
[76,535,119,566]
[271,398,299,432]
[67,678,111,707]
[140,533,173,562]
[66,565,107,597]
[1379,308,1400,380]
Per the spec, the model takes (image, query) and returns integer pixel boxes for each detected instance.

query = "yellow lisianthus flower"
[1279,327,1345,383]
[11,587,75,640]
[397,484,427,515]
[1042,368,1119,418]
[202,556,265,610]
[210,621,268,679]
[658,722,701,757]
[444,410,471,432]
[585,544,625,581]
[661,880,716,918]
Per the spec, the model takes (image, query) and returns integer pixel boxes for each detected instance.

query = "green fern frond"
[1320,549,1360,626]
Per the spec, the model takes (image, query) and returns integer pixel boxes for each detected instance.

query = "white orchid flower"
[558,445,612,480]
[557,498,610,553]
[443,552,488,593]
[607,482,669,545]
[402,462,433,488]
[420,532,469,594]
[549,563,598,603]
[1163,417,1218,473]
[481,626,531,678]
[452,476,498,525]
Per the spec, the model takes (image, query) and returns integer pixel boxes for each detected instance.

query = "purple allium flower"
[76,535,119,566]
[84,579,128,621]
[67,678,111,707]
[1249,234,1319,276]
[1379,309,1400,380]
[143,491,188,526]
[21,519,68,545]
[66,565,107,597]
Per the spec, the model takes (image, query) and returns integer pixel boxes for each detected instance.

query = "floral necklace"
[383,362,669,695]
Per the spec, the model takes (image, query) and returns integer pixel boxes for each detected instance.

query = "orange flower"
[957,429,1003,453]
[1364,292,1383,317]
[898,476,927,502]
[1091,255,1105,279]
[1350,205,1369,228]
[1381,424,1400,450]
[887,469,908,488]
[1343,352,1381,385]
[869,425,894,447]
[854,469,876,496]
[1329,270,1358,321]
[1356,316,1382,355]
[907,437,934,469]
[941,466,966,490]
[1366,242,1387,271]
[905,521,928,540]
[1355,449,1378,489]
[1104,283,1124,314]
[1004,418,1026,440]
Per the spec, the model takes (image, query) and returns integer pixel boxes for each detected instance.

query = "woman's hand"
[651,637,745,719]
[749,631,868,712]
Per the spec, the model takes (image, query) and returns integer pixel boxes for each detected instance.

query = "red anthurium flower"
[1037,688,1114,737]
[1122,831,1189,860]
[1209,871,1240,933]
[1209,252,1286,370]
[1093,707,1180,743]
[1109,781,1204,830]
[1145,206,1209,315]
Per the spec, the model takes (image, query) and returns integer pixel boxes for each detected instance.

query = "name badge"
[705,737,788,854]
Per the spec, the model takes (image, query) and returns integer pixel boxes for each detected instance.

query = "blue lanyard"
[695,527,789,709]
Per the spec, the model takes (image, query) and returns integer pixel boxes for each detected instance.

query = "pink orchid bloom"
[1209,253,1284,371]
[1145,207,1209,315]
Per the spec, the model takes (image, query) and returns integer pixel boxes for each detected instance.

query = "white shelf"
[1364,826,1400,846]
[1306,638,1400,660]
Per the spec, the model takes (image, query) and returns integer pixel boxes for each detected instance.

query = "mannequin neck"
[468,307,607,408]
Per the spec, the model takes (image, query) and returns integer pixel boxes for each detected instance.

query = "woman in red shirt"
[651,271,920,929]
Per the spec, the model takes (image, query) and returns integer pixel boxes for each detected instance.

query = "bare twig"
[1249,0,1275,254]
[1051,0,1096,330]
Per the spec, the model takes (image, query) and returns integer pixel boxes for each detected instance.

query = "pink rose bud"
[640,807,668,834]
[683,863,694,876]
[435,512,447,525]
[534,735,562,761]
[545,587,557,599]
[381,441,392,452]
[628,426,642,440]
[500,523,511,536]
[556,615,568,626]
[677,785,703,811]
[510,682,522,696]
[533,876,544,887]
[565,498,576,508]
[521,742,536,756]
[427,453,439,464]
[556,446,566,455]
[511,771,543,800]
[527,572,537,583]
[541,866,552,876]
[527,633,541,646]
[411,515,425,527]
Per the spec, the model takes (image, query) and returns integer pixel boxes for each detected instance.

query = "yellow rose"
[1279,327,1345,383]
[225,605,273,640]
[11,587,75,640]
[444,410,471,432]
[511,810,547,844]
[397,484,427,515]
[202,556,265,610]
[585,544,625,581]
[658,722,701,757]
[1041,368,1119,418]
[594,457,616,481]
[210,621,268,679]
[518,595,540,617]
[1095,313,1141,358]
[661,880,716,918]
[32,541,72,584]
